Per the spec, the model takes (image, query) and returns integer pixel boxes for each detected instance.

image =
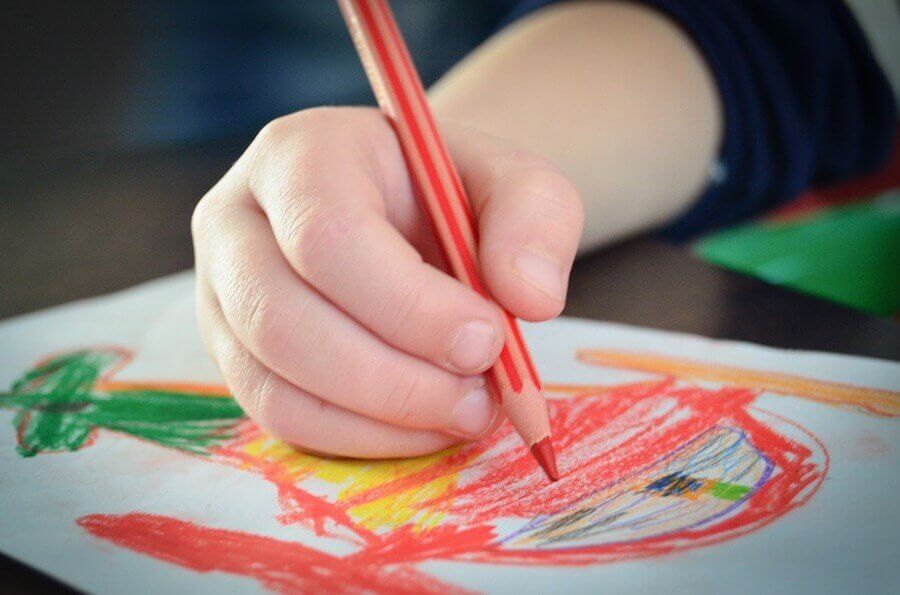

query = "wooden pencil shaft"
[336,0,552,449]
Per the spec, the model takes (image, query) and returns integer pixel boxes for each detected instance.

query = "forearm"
[429,1,722,251]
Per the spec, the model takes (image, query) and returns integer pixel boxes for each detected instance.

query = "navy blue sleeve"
[506,0,897,237]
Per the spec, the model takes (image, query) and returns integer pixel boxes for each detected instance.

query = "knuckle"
[516,167,584,230]
[300,106,353,130]
[296,106,381,140]
[190,193,221,241]
[255,114,299,152]
[381,366,425,425]
[244,368,281,431]
[256,108,344,152]
[243,288,275,348]
[292,205,358,272]
[253,112,323,174]
[256,107,389,162]
[215,336,272,425]
[243,367,324,448]
[243,288,299,363]
[379,278,427,344]
[250,300,296,359]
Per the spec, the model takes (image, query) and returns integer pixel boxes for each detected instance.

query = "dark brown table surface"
[2,147,897,592]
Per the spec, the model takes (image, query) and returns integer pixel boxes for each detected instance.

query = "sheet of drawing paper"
[0,272,898,594]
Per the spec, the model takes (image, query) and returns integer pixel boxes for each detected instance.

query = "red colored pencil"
[336,0,559,481]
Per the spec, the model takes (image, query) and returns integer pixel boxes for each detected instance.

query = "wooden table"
[1,147,897,591]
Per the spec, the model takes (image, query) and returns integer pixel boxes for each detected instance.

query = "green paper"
[696,192,900,315]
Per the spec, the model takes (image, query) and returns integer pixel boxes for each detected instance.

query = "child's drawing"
[4,344,896,594]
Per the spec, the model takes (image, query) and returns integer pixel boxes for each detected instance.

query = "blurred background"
[0,1,515,317]
[0,1,514,160]
[1,0,898,323]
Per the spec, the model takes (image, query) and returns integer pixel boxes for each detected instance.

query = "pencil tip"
[531,436,560,482]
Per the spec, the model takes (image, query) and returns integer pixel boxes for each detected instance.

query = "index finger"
[248,108,506,375]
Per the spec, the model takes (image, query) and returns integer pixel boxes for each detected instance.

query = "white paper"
[0,272,898,594]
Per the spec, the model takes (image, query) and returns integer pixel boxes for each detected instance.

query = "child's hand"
[193,107,583,458]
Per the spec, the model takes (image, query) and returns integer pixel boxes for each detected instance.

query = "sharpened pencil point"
[531,436,559,482]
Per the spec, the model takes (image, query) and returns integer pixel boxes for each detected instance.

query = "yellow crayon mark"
[241,436,463,531]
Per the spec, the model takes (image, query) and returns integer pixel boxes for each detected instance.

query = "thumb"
[445,125,584,321]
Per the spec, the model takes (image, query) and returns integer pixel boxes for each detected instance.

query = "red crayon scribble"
[11,346,889,592]
[215,445,379,544]
[77,513,473,595]
[73,380,829,590]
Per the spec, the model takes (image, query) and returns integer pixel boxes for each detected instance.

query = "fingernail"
[448,320,498,372]
[513,247,565,301]
[451,385,496,437]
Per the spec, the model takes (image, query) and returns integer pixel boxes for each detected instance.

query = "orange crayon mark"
[94,380,231,398]
[577,350,900,418]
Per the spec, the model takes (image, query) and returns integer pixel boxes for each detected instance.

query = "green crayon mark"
[1,350,245,458]
[709,482,751,501]
[643,473,752,501]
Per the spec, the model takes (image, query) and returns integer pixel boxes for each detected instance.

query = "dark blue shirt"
[511,0,896,236]
[135,1,895,236]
